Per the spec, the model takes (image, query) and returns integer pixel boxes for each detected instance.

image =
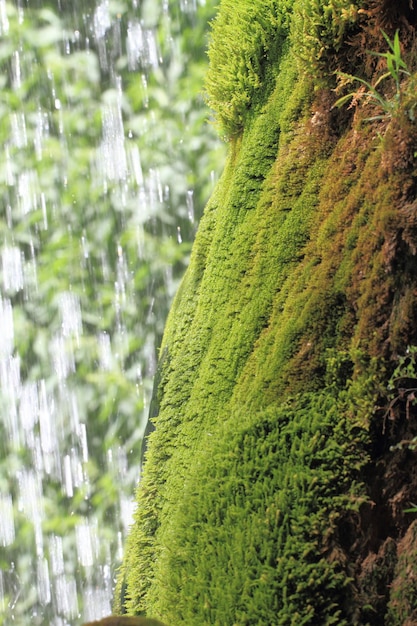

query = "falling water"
[0,0,224,623]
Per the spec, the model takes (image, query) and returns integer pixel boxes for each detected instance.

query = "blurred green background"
[0,0,224,623]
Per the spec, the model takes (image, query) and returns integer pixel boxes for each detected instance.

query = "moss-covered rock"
[117,1,417,623]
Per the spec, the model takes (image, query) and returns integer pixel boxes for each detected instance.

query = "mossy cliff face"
[118,1,417,624]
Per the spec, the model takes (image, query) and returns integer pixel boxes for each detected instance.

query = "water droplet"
[0,495,15,547]
[63,454,74,497]
[94,1,111,70]
[19,381,39,447]
[98,332,112,370]
[98,104,128,182]
[79,422,89,463]
[180,0,197,13]
[10,51,21,89]
[2,246,24,294]
[34,109,50,160]
[37,558,51,606]
[76,521,95,567]
[186,189,194,223]
[57,291,82,340]
[10,111,27,148]
[49,535,64,577]
[0,0,9,34]
[38,381,59,476]
[94,0,111,40]
[17,169,39,214]
[0,297,14,357]
[55,573,78,618]
[126,20,159,71]
[128,143,143,186]
[82,585,111,622]
[17,470,44,556]
[50,333,75,380]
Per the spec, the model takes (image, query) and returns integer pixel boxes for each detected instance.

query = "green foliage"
[388,346,417,390]
[386,346,417,452]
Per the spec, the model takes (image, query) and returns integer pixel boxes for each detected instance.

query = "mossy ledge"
[117,1,417,624]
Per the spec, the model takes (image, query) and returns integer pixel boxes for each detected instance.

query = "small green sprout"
[335,30,411,121]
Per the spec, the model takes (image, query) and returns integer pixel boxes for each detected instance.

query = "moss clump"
[205,0,294,137]
[291,0,365,81]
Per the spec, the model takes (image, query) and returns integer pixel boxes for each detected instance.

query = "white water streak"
[2,246,24,294]
[0,495,15,547]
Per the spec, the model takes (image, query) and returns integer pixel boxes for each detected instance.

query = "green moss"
[118,1,417,623]
[291,0,365,82]
[149,383,370,625]
[205,0,295,137]
[387,522,417,625]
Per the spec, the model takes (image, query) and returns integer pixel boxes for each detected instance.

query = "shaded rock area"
[355,392,417,624]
